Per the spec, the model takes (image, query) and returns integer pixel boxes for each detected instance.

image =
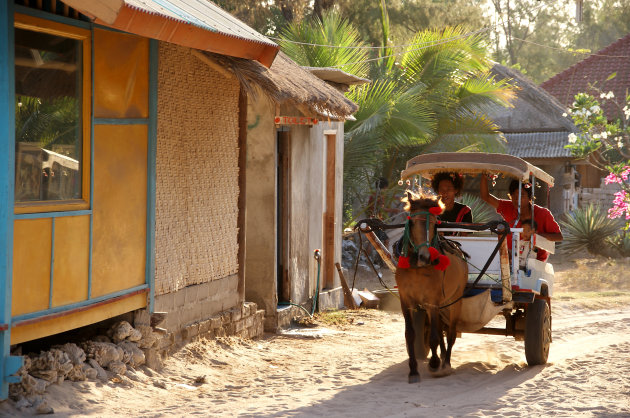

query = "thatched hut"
[0,0,361,397]
[196,51,367,330]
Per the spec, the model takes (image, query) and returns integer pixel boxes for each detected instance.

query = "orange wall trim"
[11,290,147,345]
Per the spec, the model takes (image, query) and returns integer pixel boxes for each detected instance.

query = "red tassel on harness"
[429,206,443,215]
[398,255,410,269]
[428,246,440,262]
[435,254,450,271]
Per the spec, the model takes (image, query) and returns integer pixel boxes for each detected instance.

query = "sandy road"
[6,295,627,417]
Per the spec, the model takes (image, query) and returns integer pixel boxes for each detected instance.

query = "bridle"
[401,210,439,261]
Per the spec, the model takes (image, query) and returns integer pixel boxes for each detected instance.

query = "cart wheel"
[412,309,430,360]
[524,298,551,365]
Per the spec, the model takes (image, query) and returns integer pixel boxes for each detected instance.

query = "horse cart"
[358,153,556,373]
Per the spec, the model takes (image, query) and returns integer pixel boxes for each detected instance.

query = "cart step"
[512,291,535,304]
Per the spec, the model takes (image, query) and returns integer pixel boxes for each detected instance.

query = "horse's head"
[401,190,445,268]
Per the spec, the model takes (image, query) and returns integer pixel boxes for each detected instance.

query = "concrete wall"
[244,93,277,329]
[287,119,344,311]
[244,95,344,331]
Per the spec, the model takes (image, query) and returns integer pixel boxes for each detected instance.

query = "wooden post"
[335,263,358,309]
[322,132,337,288]
[361,226,397,273]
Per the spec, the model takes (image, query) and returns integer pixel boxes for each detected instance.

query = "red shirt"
[496,200,561,262]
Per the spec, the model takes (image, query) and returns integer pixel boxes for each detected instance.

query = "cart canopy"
[401,152,554,187]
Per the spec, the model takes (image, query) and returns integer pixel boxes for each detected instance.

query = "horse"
[395,190,469,383]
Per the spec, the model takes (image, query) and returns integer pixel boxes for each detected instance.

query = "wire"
[269,26,492,50]
[330,26,494,68]
[511,36,630,59]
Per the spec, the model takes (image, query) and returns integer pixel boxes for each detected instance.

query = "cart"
[361,152,556,366]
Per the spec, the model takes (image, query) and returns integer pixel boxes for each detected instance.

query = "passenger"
[480,176,563,262]
[431,172,472,234]
[518,219,537,270]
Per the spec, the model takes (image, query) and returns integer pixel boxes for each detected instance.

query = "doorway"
[276,130,290,303]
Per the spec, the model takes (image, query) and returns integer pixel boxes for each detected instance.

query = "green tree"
[280,11,515,224]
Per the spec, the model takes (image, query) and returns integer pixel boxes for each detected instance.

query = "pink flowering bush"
[564,87,630,255]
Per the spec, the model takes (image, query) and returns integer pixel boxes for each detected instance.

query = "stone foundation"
[151,302,265,359]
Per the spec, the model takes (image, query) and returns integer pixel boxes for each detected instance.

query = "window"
[14,14,90,211]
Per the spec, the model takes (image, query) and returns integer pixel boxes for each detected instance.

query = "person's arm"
[538,231,563,241]
[480,175,500,209]
[537,208,564,241]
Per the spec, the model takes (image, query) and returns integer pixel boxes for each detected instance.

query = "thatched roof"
[490,64,576,133]
[199,51,358,120]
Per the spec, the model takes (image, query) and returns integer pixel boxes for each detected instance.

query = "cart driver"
[431,172,472,224]
[480,176,563,262]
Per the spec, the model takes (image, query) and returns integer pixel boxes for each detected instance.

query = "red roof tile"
[541,33,630,120]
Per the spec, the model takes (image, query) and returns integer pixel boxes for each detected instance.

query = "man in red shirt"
[480,177,563,262]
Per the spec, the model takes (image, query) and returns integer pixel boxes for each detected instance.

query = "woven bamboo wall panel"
[155,42,240,295]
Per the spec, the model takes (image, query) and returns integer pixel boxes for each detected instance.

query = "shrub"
[559,204,623,256]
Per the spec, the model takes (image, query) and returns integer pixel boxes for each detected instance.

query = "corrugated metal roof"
[303,67,370,86]
[506,132,572,159]
[125,0,276,47]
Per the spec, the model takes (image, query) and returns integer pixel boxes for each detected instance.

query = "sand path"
[3,293,628,417]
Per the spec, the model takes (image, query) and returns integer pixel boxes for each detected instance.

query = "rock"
[29,349,73,381]
[127,328,142,342]
[83,341,123,368]
[125,370,142,382]
[93,335,111,343]
[30,370,57,383]
[109,321,135,343]
[107,361,126,375]
[15,397,31,410]
[153,380,166,389]
[136,325,159,349]
[82,364,98,380]
[118,341,145,367]
[139,365,154,377]
[66,364,87,382]
[33,398,54,415]
[55,343,86,365]
[143,348,163,371]
[21,374,48,395]
[88,359,109,383]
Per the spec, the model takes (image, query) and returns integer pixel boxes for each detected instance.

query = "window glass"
[15,27,82,202]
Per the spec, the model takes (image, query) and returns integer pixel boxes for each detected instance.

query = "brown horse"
[395,190,469,383]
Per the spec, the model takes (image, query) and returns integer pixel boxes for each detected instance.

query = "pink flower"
[605,172,621,185]
[608,190,630,219]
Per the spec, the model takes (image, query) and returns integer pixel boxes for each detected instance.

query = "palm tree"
[280,11,516,225]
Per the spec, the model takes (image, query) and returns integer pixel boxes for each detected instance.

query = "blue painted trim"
[1,1,24,399]
[94,118,149,125]
[14,210,92,220]
[14,4,91,29]
[146,39,158,313]
[49,218,55,309]
[88,23,95,301]
[11,284,149,323]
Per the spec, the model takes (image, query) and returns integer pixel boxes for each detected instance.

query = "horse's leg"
[442,314,458,374]
[427,308,442,373]
[401,301,420,383]
[439,324,447,362]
